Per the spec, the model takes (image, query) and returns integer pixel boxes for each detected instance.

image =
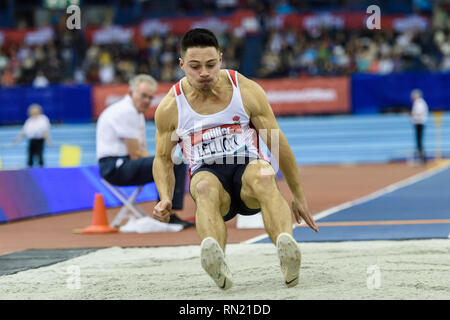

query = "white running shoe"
[200,237,232,290]
[276,233,302,288]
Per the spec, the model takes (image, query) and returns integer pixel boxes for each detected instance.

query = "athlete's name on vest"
[194,135,240,159]
[202,126,235,141]
[178,304,271,317]
[192,124,243,160]
[192,123,242,145]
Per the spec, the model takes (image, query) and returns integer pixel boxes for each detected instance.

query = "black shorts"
[190,156,261,221]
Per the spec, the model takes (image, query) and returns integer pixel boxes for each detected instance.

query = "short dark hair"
[180,28,219,56]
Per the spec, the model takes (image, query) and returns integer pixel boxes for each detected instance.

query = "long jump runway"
[0,163,449,300]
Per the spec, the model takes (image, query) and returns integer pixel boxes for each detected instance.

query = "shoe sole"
[277,233,301,288]
[200,237,232,290]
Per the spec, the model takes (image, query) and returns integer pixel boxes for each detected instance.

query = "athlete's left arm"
[239,74,318,232]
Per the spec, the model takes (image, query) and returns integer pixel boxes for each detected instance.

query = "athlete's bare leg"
[240,159,293,243]
[240,159,301,287]
[189,171,231,251]
[190,171,233,289]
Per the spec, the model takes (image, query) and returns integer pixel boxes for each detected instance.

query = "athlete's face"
[180,47,222,91]
[130,81,157,113]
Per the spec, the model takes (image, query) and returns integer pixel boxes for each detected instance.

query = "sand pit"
[1,239,449,300]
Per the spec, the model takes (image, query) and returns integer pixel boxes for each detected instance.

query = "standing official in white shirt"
[96,74,193,229]
[410,89,428,164]
[13,103,51,167]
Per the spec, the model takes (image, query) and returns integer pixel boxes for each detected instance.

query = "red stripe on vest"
[175,82,181,96]
[228,70,237,88]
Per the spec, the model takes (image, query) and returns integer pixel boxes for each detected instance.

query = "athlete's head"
[129,74,158,113]
[179,28,222,92]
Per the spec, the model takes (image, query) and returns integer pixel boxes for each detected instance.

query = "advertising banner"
[0,166,158,223]
[92,76,350,119]
[255,77,350,115]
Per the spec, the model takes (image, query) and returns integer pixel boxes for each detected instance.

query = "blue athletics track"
[254,162,450,243]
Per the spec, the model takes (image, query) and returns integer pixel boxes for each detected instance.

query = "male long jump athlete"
[152,28,318,290]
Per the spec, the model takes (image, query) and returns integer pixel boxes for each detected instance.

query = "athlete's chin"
[198,82,213,90]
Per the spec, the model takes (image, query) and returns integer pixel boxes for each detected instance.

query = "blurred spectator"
[258,25,448,77]
[441,53,450,70]
[12,104,51,168]
[275,0,295,14]
[377,53,395,74]
[32,70,50,88]
[410,89,429,165]
[259,49,282,77]
[216,0,239,11]
[98,49,115,84]
[74,67,86,84]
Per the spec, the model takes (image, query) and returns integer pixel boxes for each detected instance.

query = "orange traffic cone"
[81,193,118,234]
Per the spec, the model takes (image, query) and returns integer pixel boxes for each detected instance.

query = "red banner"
[255,77,350,115]
[281,12,430,31]
[92,76,350,119]
[0,11,430,47]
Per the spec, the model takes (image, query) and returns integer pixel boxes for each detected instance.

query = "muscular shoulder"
[154,88,178,132]
[237,72,269,117]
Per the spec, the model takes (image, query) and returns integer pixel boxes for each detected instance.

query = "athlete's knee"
[194,179,212,195]
[245,162,277,194]
[192,179,220,201]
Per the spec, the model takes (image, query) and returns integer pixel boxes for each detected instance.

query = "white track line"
[243,162,450,244]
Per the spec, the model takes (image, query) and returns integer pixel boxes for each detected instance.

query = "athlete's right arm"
[152,91,179,222]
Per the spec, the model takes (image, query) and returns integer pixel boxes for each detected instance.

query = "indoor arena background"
[0,0,449,301]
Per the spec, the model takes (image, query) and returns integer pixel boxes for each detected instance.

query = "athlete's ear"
[179,57,184,70]
[219,52,223,63]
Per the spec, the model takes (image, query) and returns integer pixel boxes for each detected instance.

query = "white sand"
[0,239,449,300]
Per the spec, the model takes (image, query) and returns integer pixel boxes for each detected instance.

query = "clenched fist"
[153,200,172,223]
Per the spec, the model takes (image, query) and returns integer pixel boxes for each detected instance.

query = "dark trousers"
[28,138,45,167]
[99,156,186,210]
[414,124,425,162]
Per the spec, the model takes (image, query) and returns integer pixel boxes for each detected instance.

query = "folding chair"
[101,178,147,227]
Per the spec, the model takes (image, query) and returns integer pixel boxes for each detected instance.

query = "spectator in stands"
[258,49,282,77]
[3,3,450,83]
[377,52,395,74]
[98,49,115,84]
[410,89,429,165]
[0,49,8,73]
[96,74,194,230]
[32,70,50,88]
[12,103,51,168]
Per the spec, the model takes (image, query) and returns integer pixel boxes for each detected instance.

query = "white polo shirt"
[23,114,51,139]
[96,94,146,160]
[411,97,429,125]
